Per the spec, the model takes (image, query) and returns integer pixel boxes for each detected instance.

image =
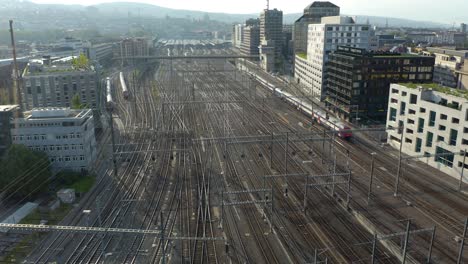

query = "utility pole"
[394,124,405,196]
[459,150,467,192]
[9,20,21,106]
[368,153,377,204]
[402,220,411,264]
[457,217,467,264]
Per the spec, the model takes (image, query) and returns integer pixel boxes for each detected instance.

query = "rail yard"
[5,46,468,263]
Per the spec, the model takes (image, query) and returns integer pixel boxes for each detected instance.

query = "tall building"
[386,83,468,180]
[241,25,261,57]
[260,8,283,59]
[461,23,467,33]
[293,1,340,53]
[423,47,468,88]
[83,43,115,65]
[326,46,434,122]
[0,105,19,156]
[233,24,245,49]
[21,57,98,110]
[10,107,97,173]
[114,38,150,64]
[294,16,372,99]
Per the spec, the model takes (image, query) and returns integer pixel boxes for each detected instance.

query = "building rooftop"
[22,107,92,120]
[305,1,339,9]
[0,105,19,112]
[398,83,468,100]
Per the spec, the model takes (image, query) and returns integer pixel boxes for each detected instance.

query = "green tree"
[71,94,82,109]
[71,94,88,109]
[0,145,51,200]
[71,53,90,70]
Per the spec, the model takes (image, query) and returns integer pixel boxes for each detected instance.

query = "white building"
[386,83,468,180]
[294,16,371,99]
[233,24,244,49]
[11,108,97,173]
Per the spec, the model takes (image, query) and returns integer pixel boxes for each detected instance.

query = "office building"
[233,24,245,49]
[21,57,98,110]
[114,38,150,64]
[0,105,19,156]
[10,107,97,173]
[293,2,340,53]
[326,46,434,122]
[83,43,115,64]
[260,8,283,61]
[386,83,468,180]
[241,25,261,58]
[295,16,372,99]
[461,23,467,34]
[423,47,468,88]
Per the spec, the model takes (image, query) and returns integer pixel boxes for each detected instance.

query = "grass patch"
[2,234,42,263]
[69,176,95,193]
[19,204,72,226]
[296,52,307,60]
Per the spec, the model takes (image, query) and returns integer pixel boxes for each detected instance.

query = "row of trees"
[0,145,51,200]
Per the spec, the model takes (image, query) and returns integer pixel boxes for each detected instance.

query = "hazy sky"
[29,0,468,23]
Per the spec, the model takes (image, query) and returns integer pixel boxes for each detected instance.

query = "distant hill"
[0,0,451,29]
[91,2,450,28]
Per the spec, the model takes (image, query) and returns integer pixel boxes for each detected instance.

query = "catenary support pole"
[402,220,411,264]
[459,150,467,192]
[368,153,376,204]
[371,233,377,264]
[457,217,467,264]
[427,226,436,263]
[395,124,405,196]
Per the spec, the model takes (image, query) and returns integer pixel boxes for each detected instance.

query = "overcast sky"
[29,0,467,24]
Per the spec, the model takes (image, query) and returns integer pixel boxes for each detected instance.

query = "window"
[405,138,413,143]
[453,118,460,124]
[409,109,416,115]
[410,94,417,104]
[429,111,436,126]
[464,127,468,133]
[420,108,426,113]
[418,118,424,133]
[400,102,406,115]
[402,91,407,96]
[450,129,458,146]
[436,147,454,168]
[426,132,434,147]
[408,119,415,124]
[406,128,414,134]
[415,138,422,153]
[389,108,397,121]
[437,136,445,142]
[392,89,399,94]
[463,139,468,145]
[439,125,446,131]
[440,114,447,120]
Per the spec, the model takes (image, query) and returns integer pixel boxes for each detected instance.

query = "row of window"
[13,133,82,141]
[50,155,86,163]
[29,144,85,152]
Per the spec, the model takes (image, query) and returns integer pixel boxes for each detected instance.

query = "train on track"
[258,78,352,139]
[119,72,129,100]
[106,77,114,111]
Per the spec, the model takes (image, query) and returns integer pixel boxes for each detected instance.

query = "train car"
[313,110,352,139]
[119,72,129,100]
[106,77,114,111]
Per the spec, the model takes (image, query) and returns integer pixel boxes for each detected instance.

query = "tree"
[71,53,90,70]
[0,145,51,200]
[71,94,87,109]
